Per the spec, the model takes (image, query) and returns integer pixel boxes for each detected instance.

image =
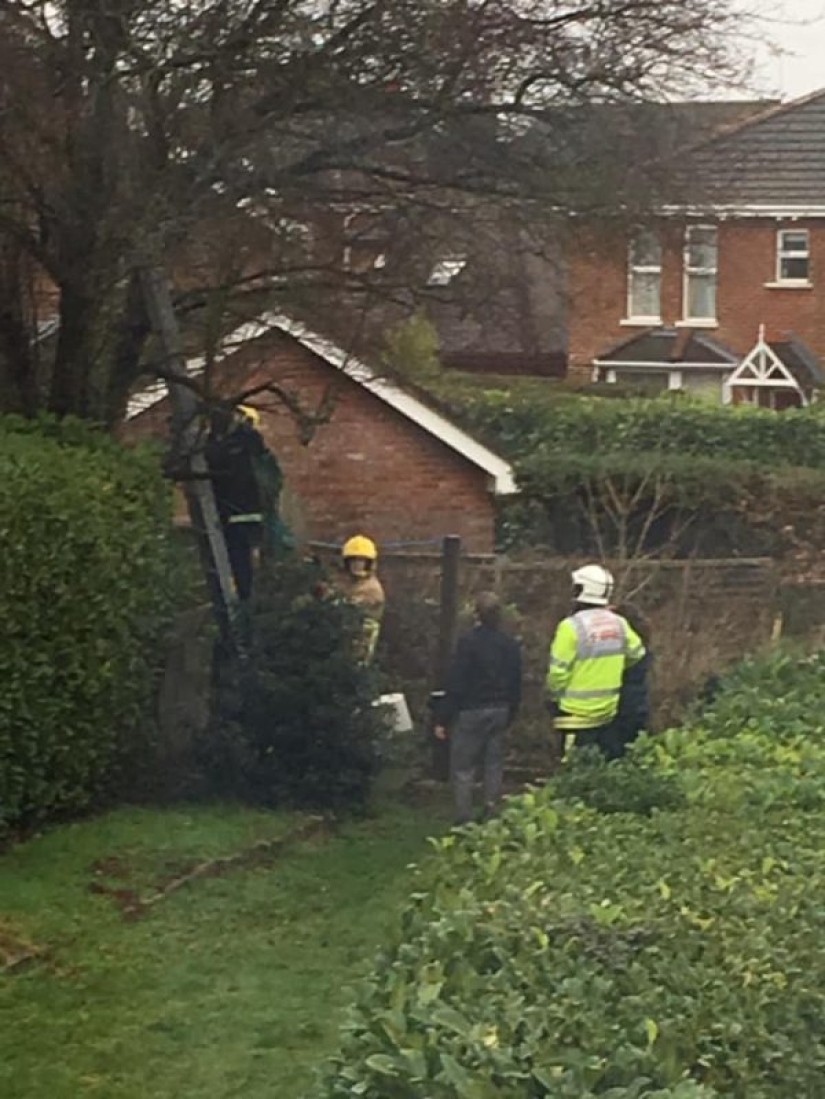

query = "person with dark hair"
[434,592,522,824]
[612,602,653,757]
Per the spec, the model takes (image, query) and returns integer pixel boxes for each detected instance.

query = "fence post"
[431,535,461,781]
[437,535,462,681]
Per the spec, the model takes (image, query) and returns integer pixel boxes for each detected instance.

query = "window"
[777,229,810,282]
[627,230,662,320]
[683,225,718,322]
[428,255,467,286]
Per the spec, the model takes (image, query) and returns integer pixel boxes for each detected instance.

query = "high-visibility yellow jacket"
[546,607,645,730]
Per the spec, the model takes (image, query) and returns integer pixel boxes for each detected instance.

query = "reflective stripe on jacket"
[546,608,645,730]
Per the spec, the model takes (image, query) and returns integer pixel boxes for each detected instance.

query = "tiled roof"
[688,89,825,209]
[595,327,825,387]
[770,337,825,385]
[595,328,737,366]
[126,313,518,495]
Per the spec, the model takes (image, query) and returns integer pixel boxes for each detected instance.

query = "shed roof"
[127,313,518,496]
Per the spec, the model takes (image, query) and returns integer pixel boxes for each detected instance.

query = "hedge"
[498,451,825,554]
[447,390,825,468]
[0,417,184,829]
[316,651,825,1099]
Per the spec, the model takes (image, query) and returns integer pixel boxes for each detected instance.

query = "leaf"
[430,1003,471,1037]
[644,1017,659,1047]
[365,1053,399,1077]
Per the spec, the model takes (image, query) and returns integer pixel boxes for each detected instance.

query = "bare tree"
[0,0,748,425]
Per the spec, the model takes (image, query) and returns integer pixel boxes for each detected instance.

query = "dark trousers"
[567,720,632,761]
[224,521,261,601]
[450,705,509,824]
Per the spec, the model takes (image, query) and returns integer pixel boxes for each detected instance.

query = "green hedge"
[0,417,183,829]
[316,652,825,1099]
[499,451,825,554]
[447,391,825,467]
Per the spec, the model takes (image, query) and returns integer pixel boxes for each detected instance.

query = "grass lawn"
[1,797,449,1099]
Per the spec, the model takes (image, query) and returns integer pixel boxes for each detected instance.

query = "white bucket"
[373,692,413,734]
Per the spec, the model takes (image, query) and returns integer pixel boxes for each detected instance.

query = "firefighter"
[546,564,645,759]
[205,404,267,601]
[340,534,386,663]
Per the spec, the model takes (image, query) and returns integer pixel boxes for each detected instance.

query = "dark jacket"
[616,649,652,732]
[205,423,266,523]
[439,624,522,726]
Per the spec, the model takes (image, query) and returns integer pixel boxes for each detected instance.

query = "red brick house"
[569,90,825,407]
[124,315,516,553]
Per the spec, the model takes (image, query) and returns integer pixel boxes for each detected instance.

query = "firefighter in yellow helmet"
[205,403,267,601]
[340,534,386,663]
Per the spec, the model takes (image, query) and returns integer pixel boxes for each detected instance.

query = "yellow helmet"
[237,404,261,428]
[342,534,377,561]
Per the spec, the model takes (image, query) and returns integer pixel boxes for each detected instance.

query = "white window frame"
[775,228,810,284]
[625,230,662,322]
[427,255,467,287]
[681,224,718,325]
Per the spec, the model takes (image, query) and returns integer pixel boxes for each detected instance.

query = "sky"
[753,0,825,98]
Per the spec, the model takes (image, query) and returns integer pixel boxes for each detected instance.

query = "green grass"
[1,799,449,1099]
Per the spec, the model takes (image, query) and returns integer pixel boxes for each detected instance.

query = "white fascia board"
[128,311,518,496]
[593,359,733,370]
[660,204,825,219]
[727,376,802,388]
[266,314,518,496]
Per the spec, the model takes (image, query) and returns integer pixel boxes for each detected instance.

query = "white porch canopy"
[723,325,808,407]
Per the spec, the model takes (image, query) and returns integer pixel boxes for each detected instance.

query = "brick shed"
[123,315,516,553]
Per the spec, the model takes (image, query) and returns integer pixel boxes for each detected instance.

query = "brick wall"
[123,332,498,552]
[567,219,825,381]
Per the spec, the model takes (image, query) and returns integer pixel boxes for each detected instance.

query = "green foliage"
[315,651,825,1099]
[206,556,388,812]
[383,313,443,387]
[498,450,825,554]
[447,392,825,466]
[552,747,685,816]
[429,390,825,553]
[0,416,183,830]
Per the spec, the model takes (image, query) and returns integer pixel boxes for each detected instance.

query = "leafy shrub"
[433,392,825,554]
[0,417,183,830]
[447,392,825,468]
[315,650,825,1099]
[552,747,685,816]
[497,450,825,555]
[205,556,388,812]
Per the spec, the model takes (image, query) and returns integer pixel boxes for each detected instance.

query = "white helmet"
[572,564,614,606]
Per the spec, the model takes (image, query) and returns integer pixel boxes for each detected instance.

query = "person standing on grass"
[434,592,522,825]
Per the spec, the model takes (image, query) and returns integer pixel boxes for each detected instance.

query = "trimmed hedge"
[499,451,825,554]
[0,417,183,829]
[446,390,825,467]
[317,652,825,1099]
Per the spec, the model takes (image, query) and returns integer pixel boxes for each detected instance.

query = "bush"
[552,746,685,816]
[315,651,825,1099]
[499,450,825,555]
[204,556,388,812]
[0,417,183,830]
[447,391,825,468]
